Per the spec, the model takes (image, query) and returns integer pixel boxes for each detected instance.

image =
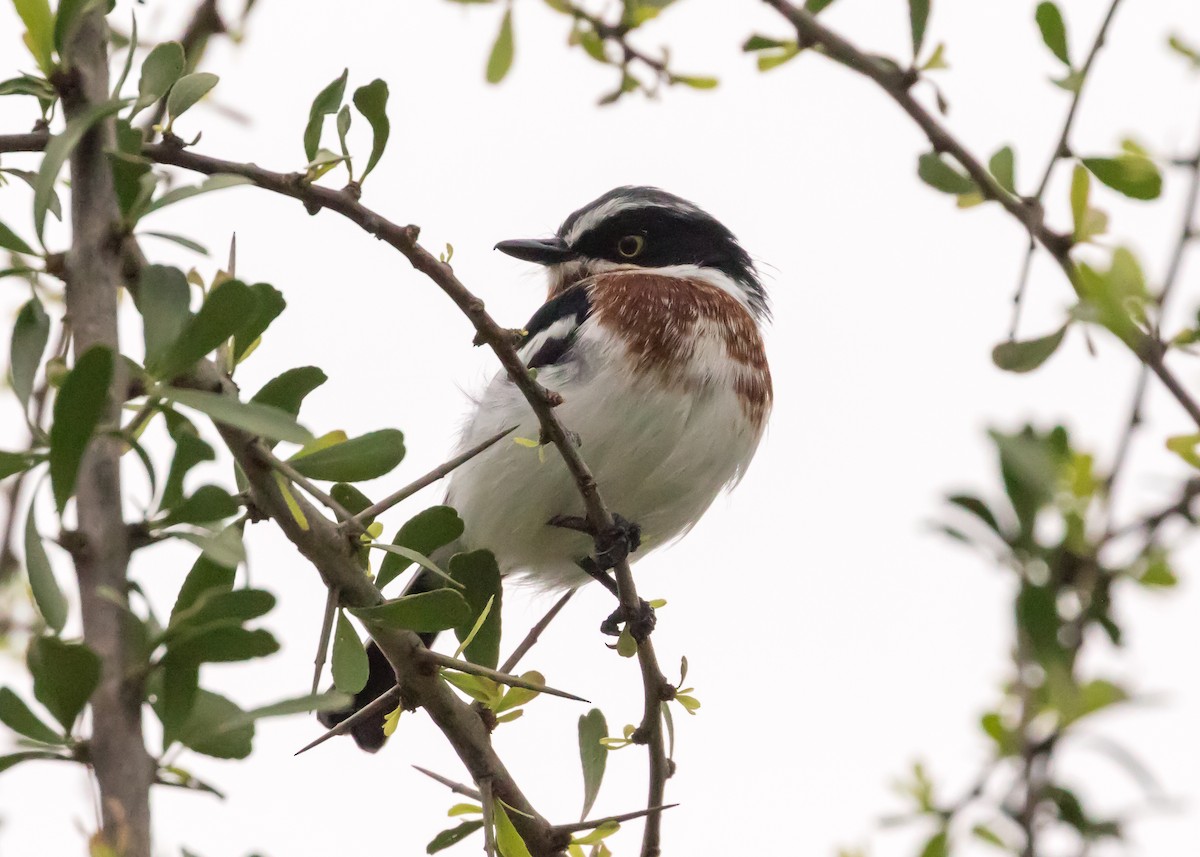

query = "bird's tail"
[315,543,457,752]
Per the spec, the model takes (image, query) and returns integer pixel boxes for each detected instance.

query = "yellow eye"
[617,235,645,258]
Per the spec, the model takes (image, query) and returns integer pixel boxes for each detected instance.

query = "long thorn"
[311,587,338,694]
[551,804,679,834]
[424,650,589,703]
[293,685,400,756]
[413,765,482,801]
[343,425,518,532]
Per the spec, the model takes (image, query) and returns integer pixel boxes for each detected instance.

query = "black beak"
[494,236,577,266]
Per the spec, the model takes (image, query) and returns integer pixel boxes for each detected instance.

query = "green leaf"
[289,429,405,482]
[147,279,258,379]
[493,803,533,857]
[160,388,313,445]
[908,0,930,57]
[578,708,608,820]
[1016,582,1063,663]
[993,427,1065,533]
[449,550,502,669]
[427,821,485,854]
[0,450,37,480]
[24,499,66,633]
[919,830,948,857]
[331,610,369,694]
[172,525,247,568]
[166,72,218,124]
[1035,2,1070,65]
[175,689,254,759]
[0,749,69,773]
[335,104,352,164]
[805,0,838,11]
[352,79,390,181]
[168,588,275,634]
[145,173,253,215]
[138,230,209,256]
[0,687,63,744]
[13,0,54,74]
[157,485,238,528]
[0,219,35,255]
[917,152,976,195]
[991,325,1067,373]
[988,145,1016,194]
[304,69,348,162]
[11,294,50,414]
[1082,155,1162,201]
[134,264,192,369]
[250,366,327,417]
[486,8,515,84]
[377,506,465,589]
[947,494,1004,538]
[160,416,215,511]
[233,689,352,723]
[35,98,128,242]
[232,283,287,364]
[331,483,374,521]
[158,655,199,745]
[352,589,472,634]
[27,636,101,731]
[170,553,236,623]
[49,345,114,513]
[167,626,279,663]
[742,35,790,51]
[1169,33,1200,68]
[131,41,185,117]
[670,75,718,89]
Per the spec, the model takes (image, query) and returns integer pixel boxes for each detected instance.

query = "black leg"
[552,513,651,639]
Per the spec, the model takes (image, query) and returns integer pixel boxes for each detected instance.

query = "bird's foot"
[548,513,641,571]
[601,598,657,642]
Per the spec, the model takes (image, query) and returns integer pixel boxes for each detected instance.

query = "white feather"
[444,307,767,591]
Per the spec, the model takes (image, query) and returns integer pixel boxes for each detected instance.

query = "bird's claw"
[548,513,642,572]
[601,598,657,641]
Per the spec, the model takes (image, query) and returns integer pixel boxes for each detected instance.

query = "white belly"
[444,324,767,591]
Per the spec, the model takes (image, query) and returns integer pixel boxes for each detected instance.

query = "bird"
[319,185,773,750]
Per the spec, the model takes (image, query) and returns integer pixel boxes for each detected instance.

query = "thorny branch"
[1,127,676,855]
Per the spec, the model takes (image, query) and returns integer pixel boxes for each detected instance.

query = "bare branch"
[294,686,400,756]
[499,588,576,675]
[342,425,518,532]
[414,765,483,802]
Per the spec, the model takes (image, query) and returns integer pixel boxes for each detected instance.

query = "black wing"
[519,285,592,370]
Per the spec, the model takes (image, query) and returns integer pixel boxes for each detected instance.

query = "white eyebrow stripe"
[562,196,701,245]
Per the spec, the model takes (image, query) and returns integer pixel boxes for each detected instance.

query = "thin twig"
[311,586,338,694]
[1105,137,1200,504]
[423,650,589,703]
[1010,0,1127,338]
[341,425,517,532]
[293,685,400,756]
[551,804,678,835]
[759,0,1200,430]
[414,765,484,802]
[499,589,576,674]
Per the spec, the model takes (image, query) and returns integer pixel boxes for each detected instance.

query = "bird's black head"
[495,186,768,320]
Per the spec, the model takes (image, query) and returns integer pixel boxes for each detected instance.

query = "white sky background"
[1,0,1200,854]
